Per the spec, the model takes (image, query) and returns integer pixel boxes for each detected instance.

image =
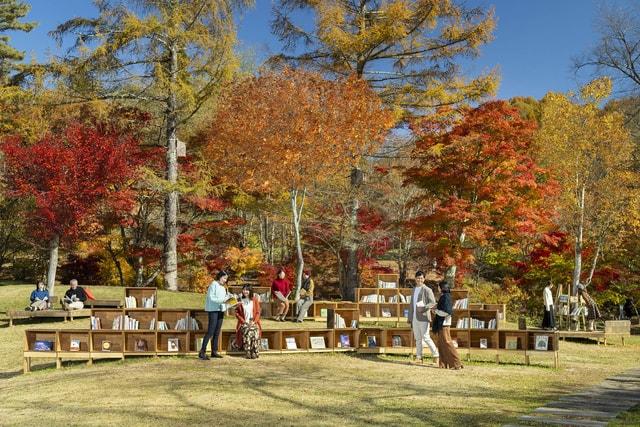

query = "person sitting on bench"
[28,281,50,311]
[63,279,87,310]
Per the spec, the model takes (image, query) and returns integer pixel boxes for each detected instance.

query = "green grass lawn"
[1,282,639,426]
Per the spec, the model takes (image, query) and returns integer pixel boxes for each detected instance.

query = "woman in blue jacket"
[199,270,231,360]
[28,281,49,311]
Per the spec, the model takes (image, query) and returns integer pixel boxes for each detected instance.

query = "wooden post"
[56,357,61,369]
[23,357,30,373]
[553,351,559,369]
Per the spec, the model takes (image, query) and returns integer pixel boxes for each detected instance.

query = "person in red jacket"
[235,284,262,359]
[271,269,291,321]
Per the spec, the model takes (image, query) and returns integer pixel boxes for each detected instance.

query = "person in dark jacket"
[63,279,87,310]
[28,281,49,311]
[432,280,463,370]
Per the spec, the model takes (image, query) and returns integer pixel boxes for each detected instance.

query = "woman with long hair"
[234,284,262,359]
[432,280,463,370]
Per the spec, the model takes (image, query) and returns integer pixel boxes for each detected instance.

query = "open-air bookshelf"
[23,326,559,372]
[356,288,413,322]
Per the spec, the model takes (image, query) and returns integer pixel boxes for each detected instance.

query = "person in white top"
[542,282,555,330]
[235,284,262,359]
[406,271,439,364]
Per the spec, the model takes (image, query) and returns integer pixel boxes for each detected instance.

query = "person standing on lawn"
[407,270,439,365]
[199,270,231,360]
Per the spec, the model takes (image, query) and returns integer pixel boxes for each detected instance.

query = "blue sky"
[7,0,636,100]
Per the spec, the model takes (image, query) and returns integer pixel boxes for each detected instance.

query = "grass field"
[1,282,639,426]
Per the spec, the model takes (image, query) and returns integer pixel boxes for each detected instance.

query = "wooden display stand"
[356,288,413,322]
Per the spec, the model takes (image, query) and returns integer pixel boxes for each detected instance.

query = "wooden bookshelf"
[91,331,124,359]
[156,309,189,330]
[125,308,157,330]
[157,331,189,355]
[333,329,358,352]
[124,331,156,355]
[327,308,359,329]
[124,287,157,308]
[376,273,399,288]
[90,308,122,330]
[23,326,560,372]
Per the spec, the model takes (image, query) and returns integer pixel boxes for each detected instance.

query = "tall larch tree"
[537,78,636,296]
[50,0,253,290]
[203,69,393,297]
[271,0,496,297]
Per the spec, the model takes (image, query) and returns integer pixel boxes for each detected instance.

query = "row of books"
[389,294,411,303]
[455,317,497,329]
[360,294,387,303]
[124,295,155,308]
[377,280,397,289]
[453,298,469,309]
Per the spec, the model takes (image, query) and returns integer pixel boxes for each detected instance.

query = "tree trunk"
[136,256,144,287]
[445,265,457,288]
[107,240,125,287]
[585,243,601,287]
[46,234,59,296]
[291,188,306,300]
[572,185,586,295]
[344,193,359,301]
[163,42,179,291]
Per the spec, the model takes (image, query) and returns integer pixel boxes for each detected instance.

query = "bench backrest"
[604,320,631,334]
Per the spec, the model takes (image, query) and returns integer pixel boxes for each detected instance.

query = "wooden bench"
[7,297,92,327]
[85,299,122,308]
[557,320,631,345]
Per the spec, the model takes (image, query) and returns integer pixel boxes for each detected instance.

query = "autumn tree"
[537,78,636,295]
[50,0,252,290]
[204,69,393,299]
[271,0,497,293]
[574,3,640,98]
[0,0,35,87]
[1,119,142,295]
[405,101,554,286]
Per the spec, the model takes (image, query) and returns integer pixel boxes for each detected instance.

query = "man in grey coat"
[407,270,439,364]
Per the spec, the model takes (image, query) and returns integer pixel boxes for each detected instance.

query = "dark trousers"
[542,308,555,329]
[201,311,224,355]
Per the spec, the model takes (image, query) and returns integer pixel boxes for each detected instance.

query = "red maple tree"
[405,101,556,285]
[2,120,142,294]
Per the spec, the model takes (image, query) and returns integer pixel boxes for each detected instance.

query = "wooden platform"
[557,320,631,345]
[8,308,92,327]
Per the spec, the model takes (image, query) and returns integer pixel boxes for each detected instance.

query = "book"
[70,339,81,352]
[285,337,297,350]
[365,310,371,318]
[320,308,328,317]
[367,335,377,348]
[391,335,402,347]
[381,308,392,318]
[403,309,409,318]
[260,338,269,351]
[339,334,351,348]
[535,335,549,351]
[33,340,53,351]
[135,339,148,352]
[451,339,458,348]
[167,338,179,352]
[479,338,488,349]
[505,336,519,350]
[310,336,326,349]
[350,319,358,328]
[101,340,112,352]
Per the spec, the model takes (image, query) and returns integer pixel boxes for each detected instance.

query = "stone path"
[505,368,640,426]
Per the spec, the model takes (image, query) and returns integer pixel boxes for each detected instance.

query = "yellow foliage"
[223,246,263,279]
